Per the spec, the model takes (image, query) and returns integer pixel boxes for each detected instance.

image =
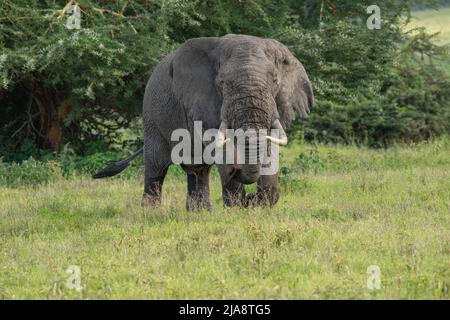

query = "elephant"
[93,34,313,211]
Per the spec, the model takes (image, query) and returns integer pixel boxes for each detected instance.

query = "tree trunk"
[32,88,63,151]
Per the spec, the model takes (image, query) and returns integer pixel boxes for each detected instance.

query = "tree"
[0,0,177,151]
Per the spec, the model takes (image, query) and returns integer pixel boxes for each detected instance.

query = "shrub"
[0,158,62,187]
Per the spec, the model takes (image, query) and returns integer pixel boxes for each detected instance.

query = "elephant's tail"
[92,148,144,179]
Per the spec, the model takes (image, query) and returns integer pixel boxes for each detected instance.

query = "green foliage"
[58,147,120,176]
[0,158,62,187]
[0,0,175,151]
[280,6,450,147]
[58,149,144,177]
[0,145,145,187]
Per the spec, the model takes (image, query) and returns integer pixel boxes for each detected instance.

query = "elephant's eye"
[282,59,289,66]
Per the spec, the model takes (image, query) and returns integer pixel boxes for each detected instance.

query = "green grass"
[1,138,449,299]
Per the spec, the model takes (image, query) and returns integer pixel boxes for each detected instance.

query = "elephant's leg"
[142,132,171,207]
[185,166,212,211]
[217,164,246,207]
[246,173,279,207]
[221,179,246,207]
[142,167,169,206]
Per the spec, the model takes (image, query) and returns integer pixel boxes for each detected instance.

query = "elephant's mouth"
[222,164,261,185]
[217,118,287,185]
[215,119,288,149]
[234,164,261,184]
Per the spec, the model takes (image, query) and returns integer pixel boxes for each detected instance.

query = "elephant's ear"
[169,37,221,129]
[274,43,314,128]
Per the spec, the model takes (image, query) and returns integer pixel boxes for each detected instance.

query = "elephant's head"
[170,35,313,184]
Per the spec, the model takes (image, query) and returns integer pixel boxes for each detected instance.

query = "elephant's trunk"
[218,65,283,184]
[238,163,261,184]
[235,128,262,184]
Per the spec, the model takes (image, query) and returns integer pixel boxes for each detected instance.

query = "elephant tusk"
[216,138,230,148]
[266,135,287,146]
[216,121,230,148]
[266,119,288,146]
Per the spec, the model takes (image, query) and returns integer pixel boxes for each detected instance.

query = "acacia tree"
[0,0,181,151]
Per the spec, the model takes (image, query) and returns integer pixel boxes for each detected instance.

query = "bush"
[288,24,450,148]
[0,158,62,187]
[55,143,144,178]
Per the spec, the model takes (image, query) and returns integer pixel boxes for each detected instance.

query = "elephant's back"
[143,53,185,126]
[143,52,175,110]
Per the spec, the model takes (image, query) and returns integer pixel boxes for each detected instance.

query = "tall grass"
[0,138,449,299]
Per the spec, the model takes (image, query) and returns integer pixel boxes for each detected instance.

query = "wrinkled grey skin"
[142,34,313,210]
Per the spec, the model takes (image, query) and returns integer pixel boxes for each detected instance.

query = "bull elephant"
[93,34,313,211]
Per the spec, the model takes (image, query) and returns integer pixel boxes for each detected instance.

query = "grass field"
[1,138,449,299]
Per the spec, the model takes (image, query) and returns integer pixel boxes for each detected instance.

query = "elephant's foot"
[221,180,246,208]
[142,173,166,207]
[187,196,211,211]
[223,190,247,208]
[141,193,161,207]
[245,192,264,207]
[245,191,279,208]
[185,167,212,212]
[244,174,279,208]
